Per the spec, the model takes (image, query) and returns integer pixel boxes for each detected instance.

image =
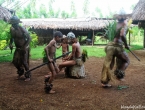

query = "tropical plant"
[61,10,70,18]
[29,31,38,48]
[104,20,117,41]
[83,0,89,16]
[70,1,77,18]
[39,4,48,18]
[0,20,11,50]
[95,7,103,18]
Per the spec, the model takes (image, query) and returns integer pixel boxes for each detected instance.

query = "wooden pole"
[92,30,94,46]
[143,27,145,49]
[129,32,130,46]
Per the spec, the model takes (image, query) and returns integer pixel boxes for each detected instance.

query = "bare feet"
[116,78,125,82]
[45,74,51,78]
[24,78,31,81]
[119,78,125,82]
[49,90,56,94]
[102,84,112,88]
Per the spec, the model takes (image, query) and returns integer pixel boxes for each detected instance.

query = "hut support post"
[144,28,145,49]
[129,32,131,46]
[92,30,94,46]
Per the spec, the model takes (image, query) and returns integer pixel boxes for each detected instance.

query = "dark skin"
[10,24,31,50]
[9,23,31,81]
[59,38,82,70]
[110,19,130,71]
[57,38,69,61]
[57,38,69,54]
[44,37,61,84]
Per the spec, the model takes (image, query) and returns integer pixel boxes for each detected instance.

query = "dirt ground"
[0,50,145,110]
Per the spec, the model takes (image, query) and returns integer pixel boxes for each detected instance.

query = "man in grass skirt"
[9,15,31,81]
[101,14,130,88]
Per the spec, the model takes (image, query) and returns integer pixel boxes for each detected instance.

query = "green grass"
[0,44,144,63]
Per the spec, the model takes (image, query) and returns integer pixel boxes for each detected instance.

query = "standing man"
[9,16,31,81]
[59,32,82,71]
[101,15,130,87]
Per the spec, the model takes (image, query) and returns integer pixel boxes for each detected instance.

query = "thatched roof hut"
[132,0,145,22]
[0,6,12,22]
[21,18,113,44]
[21,18,112,31]
[113,14,132,20]
[132,0,145,49]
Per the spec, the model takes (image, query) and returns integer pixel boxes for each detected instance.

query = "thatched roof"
[21,18,113,31]
[113,14,132,20]
[132,0,145,21]
[0,6,12,22]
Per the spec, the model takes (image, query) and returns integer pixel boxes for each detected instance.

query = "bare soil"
[0,50,145,110]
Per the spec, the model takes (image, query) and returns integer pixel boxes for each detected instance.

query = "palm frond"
[104,20,117,41]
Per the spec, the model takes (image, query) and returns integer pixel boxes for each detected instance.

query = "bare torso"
[47,40,56,59]
[113,23,127,44]
[10,26,27,48]
[61,43,68,53]
[72,42,81,58]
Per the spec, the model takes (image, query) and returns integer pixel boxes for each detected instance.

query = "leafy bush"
[0,20,11,50]
[0,40,7,50]
[0,20,38,50]
[29,31,38,48]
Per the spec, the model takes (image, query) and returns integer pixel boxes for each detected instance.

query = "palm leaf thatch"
[113,14,132,20]
[0,6,11,22]
[132,0,145,21]
[21,18,113,31]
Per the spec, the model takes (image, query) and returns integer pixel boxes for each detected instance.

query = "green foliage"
[95,7,103,18]
[0,44,143,63]
[126,26,144,43]
[70,1,77,18]
[82,49,88,62]
[95,21,117,42]
[42,50,47,62]
[29,31,38,48]
[22,4,32,18]
[83,0,90,16]
[0,40,7,50]
[39,4,48,18]
[0,20,11,50]
[0,20,38,50]
[61,11,70,18]
[104,20,117,41]
[131,26,144,37]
